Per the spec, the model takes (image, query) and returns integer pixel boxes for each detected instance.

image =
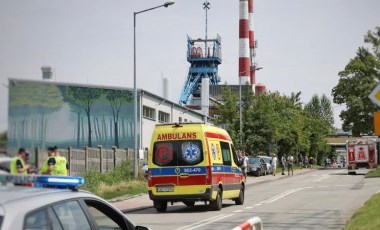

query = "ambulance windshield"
[153,140,203,166]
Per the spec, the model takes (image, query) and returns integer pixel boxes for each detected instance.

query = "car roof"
[0,186,98,208]
[0,157,11,163]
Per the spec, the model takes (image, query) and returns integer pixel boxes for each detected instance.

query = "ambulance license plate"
[157,186,174,192]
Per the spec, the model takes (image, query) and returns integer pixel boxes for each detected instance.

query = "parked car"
[259,156,274,175]
[141,164,148,179]
[247,157,266,177]
[0,156,11,174]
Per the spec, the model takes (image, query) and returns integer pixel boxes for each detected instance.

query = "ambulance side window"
[231,145,239,166]
[220,141,231,166]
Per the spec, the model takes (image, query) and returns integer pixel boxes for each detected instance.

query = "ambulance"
[147,123,245,212]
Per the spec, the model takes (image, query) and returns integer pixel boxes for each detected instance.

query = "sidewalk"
[111,167,317,212]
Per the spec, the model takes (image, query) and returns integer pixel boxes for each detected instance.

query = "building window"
[158,111,170,123]
[143,106,156,120]
[179,117,182,122]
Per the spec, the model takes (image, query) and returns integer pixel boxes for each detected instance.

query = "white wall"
[140,92,206,150]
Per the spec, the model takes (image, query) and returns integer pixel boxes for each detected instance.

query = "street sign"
[369,83,380,107]
[374,112,380,135]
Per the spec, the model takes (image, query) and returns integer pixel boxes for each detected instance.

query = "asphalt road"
[126,169,380,230]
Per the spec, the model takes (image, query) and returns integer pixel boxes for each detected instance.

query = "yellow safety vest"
[40,157,54,174]
[52,156,68,176]
[10,156,26,174]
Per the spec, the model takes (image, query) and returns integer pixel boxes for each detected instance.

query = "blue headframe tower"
[179,35,222,105]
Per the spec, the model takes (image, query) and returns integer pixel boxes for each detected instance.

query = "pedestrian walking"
[298,153,303,169]
[271,153,278,176]
[10,148,30,174]
[309,156,314,168]
[304,156,309,168]
[281,155,286,175]
[287,154,294,176]
[238,151,248,181]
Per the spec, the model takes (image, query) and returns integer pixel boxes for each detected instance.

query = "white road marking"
[313,175,330,182]
[261,188,303,204]
[233,210,244,213]
[244,206,253,209]
[253,203,262,207]
[175,214,235,230]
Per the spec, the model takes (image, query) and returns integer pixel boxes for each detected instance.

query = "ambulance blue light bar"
[0,174,84,189]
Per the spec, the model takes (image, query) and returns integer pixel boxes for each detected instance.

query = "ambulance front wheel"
[210,189,222,211]
[153,200,167,212]
[234,185,244,205]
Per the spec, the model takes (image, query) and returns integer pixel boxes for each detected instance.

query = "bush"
[81,160,147,198]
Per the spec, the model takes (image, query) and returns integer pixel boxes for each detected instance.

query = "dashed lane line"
[175,214,235,230]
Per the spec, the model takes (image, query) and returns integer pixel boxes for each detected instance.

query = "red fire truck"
[346,138,378,174]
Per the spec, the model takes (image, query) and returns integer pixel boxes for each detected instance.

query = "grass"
[343,192,380,230]
[365,168,380,178]
[81,161,148,199]
[96,180,148,200]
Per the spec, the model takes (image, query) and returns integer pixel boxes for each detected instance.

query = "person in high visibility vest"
[53,146,68,176]
[40,147,56,175]
[10,148,30,174]
[40,146,68,176]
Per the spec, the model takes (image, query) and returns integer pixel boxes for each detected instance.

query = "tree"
[332,27,380,136]
[67,86,102,147]
[60,86,83,148]
[303,94,334,164]
[9,82,63,148]
[104,89,133,147]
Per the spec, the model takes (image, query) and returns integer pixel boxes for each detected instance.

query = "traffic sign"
[369,83,380,107]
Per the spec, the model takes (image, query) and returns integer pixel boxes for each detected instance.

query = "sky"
[0,0,379,132]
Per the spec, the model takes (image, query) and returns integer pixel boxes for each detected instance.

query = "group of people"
[10,146,68,176]
[237,151,295,179]
[298,154,314,169]
[268,153,294,176]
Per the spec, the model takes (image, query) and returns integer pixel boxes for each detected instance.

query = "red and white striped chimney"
[239,0,250,85]
[248,0,255,86]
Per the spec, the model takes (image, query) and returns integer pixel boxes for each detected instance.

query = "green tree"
[332,27,380,136]
[304,94,334,164]
[104,89,133,147]
[9,82,63,148]
[214,84,240,147]
[60,86,83,148]
[67,86,102,147]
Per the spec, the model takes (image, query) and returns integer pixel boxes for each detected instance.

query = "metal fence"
[35,146,138,176]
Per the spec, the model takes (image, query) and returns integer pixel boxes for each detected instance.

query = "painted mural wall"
[7,79,140,156]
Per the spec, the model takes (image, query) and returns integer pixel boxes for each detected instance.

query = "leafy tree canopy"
[332,27,380,136]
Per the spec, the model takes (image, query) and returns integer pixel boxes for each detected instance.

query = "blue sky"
[1,0,380,132]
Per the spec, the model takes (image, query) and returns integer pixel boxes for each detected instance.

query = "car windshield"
[0,160,10,173]
[249,158,260,164]
[262,157,270,163]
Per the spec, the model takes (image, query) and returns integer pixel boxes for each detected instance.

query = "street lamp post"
[238,67,263,146]
[133,1,175,178]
